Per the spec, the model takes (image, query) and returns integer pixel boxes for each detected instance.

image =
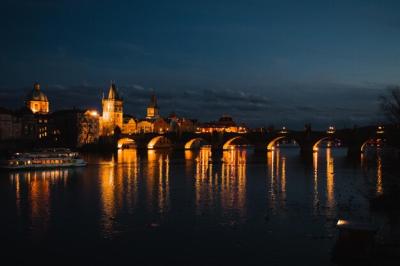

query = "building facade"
[51,109,100,147]
[100,83,123,136]
[197,115,248,134]
[122,115,137,135]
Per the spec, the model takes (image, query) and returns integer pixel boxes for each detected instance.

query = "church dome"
[26,82,48,102]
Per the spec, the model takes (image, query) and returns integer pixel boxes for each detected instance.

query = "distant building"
[168,112,197,133]
[25,82,49,114]
[100,83,123,136]
[0,107,15,140]
[22,82,51,139]
[146,93,160,119]
[137,119,154,133]
[122,115,137,134]
[51,109,100,147]
[136,93,166,133]
[15,107,37,140]
[153,117,170,133]
[0,107,37,141]
[197,115,248,133]
[96,87,197,135]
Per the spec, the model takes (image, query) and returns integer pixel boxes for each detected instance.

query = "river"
[0,147,385,265]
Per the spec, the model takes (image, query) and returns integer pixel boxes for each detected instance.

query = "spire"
[107,81,121,100]
[34,82,40,91]
[149,90,158,108]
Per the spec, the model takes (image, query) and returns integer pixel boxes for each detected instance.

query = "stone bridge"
[115,125,388,156]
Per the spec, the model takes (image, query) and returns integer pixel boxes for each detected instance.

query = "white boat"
[0,148,87,170]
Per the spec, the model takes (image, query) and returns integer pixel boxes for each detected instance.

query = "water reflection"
[192,147,247,220]
[221,149,247,218]
[1,145,385,264]
[312,148,336,215]
[361,149,384,196]
[194,147,213,215]
[147,150,170,214]
[313,151,319,212]
[9,169,69,237]
[267,150,287,211]
[326,148,335,209]
[99,149,140,237]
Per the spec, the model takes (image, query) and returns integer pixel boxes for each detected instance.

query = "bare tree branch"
[380,87,400,125]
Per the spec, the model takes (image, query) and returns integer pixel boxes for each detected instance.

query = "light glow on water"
[2,147,383,265]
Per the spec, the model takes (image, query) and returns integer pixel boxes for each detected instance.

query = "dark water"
[0,147,384,265]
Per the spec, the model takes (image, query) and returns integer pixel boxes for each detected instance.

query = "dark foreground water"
[0,147,385,265]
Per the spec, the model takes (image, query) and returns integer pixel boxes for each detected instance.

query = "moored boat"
[0,148,87,170]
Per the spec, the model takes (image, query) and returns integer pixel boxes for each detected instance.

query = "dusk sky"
[2,0,400,128]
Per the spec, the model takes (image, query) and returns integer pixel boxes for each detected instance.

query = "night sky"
[1,0,400,128]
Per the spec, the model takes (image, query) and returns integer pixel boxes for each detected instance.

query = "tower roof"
[106,82,121,100]
[26,82,48,102]
[148,93,158,108]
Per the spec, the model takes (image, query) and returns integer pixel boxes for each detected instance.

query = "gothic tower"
[146,92,159,119]
[101,82,123,135]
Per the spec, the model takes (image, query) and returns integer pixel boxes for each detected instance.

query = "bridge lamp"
[376,126,384,135]
[327,126,335,134]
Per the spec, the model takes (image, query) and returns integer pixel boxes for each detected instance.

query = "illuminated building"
[25,82,49,114]
[137,119,154,133]
[153,117,169,133]
[136,92,170,134]
[122,115,137,134]
[197,115,248,133]
[100,82,123,136]
[169,113,197,133]
[146,93,160,119]
[23,82,50,140]
[51,109,100,147]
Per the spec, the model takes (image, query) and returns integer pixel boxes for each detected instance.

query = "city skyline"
[0,81,385,129]
[2,0,399,128]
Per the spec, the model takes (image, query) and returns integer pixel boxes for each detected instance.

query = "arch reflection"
[146,150,170,214]
[99,149,140,237]
[267,149,287,211]
[194,147,247,220]
[312,147,336,215]
[361,149,383,196]
[220,149,247,218]
[326,148,335,209]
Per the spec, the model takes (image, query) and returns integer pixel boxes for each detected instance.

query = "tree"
[380,87,400,125]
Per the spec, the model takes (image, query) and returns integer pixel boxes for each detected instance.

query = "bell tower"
[146,92,159,119]
[101,82,123,135]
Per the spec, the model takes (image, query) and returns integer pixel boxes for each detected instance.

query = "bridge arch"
[117,138,136,149]
[360,138,384,153]
[184,138,208,150]
[312,137,330,152]
[147,136,172,149]
[312,136,344,152]
[267,136,298,151]
[223,136,250,150]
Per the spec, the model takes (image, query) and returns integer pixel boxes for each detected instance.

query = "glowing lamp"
[90,110,98,117]
[337,219,348,227]
[327,126,335,134]
[376,126,384,134]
